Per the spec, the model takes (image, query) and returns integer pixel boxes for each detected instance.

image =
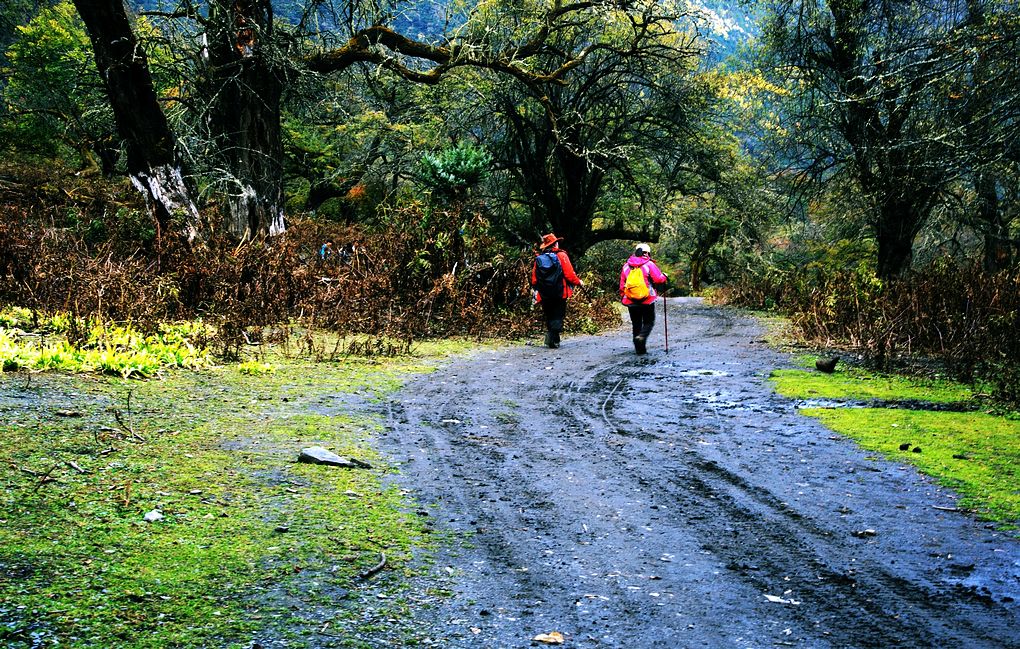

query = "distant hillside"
[693,0,759,63]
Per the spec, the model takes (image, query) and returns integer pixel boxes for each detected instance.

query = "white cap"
[635,243,651,255]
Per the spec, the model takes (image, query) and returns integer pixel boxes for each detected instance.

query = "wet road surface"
[382,298,1020,648]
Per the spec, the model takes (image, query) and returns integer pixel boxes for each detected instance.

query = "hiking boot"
[634,335,647,355]
[545,331,557,348]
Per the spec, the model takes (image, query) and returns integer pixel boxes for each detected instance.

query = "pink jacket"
[619,255,667,305]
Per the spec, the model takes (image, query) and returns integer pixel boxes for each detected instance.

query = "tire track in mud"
[575,306,1016,647]
[382,299,1020,648]
[588,392,1007,648]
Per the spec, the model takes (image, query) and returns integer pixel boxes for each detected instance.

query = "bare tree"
[471,1,711,254]
[954,0,1020,271]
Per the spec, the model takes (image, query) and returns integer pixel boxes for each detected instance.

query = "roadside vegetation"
[1,337,477,648]
[724,265,1020,405]
[0,307,212,377]
[771,355,975,404]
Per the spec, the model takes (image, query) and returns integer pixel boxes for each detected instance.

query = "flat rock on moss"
[298,446,371,469]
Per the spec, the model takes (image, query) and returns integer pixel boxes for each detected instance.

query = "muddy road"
[382,298,1020,648]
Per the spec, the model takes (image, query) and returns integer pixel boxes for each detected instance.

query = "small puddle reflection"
[692,391,738,407]
[675,369,730,377]
[795,398,870,409]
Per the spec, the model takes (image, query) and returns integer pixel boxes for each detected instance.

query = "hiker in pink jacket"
[619,243,668,354]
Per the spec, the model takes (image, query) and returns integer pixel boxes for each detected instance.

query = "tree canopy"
[1,0,1016,278]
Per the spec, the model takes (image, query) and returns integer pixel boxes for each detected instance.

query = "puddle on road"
[795,398,870,409]
[679,391,788,415]
[691,391,739,407]
[673,368,730,377]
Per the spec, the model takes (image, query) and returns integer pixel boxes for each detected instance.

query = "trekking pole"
[662,293,669,353]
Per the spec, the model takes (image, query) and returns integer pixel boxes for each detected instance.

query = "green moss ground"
[0,339,480,648]
[771,362,973,403]
[771,357,1019,529]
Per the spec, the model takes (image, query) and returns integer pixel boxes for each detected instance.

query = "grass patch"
[0,339,479,647]
[771,361,973,404]
[1,314,212,378]
[803,408,1020,527]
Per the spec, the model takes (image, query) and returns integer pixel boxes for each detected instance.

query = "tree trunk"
[206,0,285,241]
[964,3,1012,273]
[975,173,1011,272]
[72,0,200,244]
[873,198,923,279]
[547,145,602,251]
[689,223,727,292]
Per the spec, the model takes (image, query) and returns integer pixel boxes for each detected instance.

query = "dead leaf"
[764,594,801,605]
[533,631,564,644]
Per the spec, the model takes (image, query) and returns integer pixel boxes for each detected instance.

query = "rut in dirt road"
[382,298,1020,649]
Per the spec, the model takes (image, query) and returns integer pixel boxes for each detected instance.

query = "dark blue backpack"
[534,251,564,299]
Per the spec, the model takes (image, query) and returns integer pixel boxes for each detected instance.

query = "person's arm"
[648,261,668,285]
[558,251,583,286]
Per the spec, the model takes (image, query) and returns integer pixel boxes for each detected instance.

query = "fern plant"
[417,142,492,199]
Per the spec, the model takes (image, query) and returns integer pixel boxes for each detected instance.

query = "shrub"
[1,163,617,363]
[722,262,1020,405]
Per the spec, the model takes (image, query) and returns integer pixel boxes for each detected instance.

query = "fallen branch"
[33,463,62,491]
[12,462,40,477]
[111,390,146,443]
[358,551,387,580]
[112,408,146,443]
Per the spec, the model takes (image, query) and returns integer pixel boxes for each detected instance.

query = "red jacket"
[531,247,582,301]
[619,255,667,305]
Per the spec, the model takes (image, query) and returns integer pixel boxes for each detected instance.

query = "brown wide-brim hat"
[539,233,563,250]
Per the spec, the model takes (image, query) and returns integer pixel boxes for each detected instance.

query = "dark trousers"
[541,297,567,345]
[628,302,656,339]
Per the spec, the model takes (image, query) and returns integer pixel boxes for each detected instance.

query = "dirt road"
[382,298,1020,648]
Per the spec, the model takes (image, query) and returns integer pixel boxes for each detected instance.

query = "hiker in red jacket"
[531,233,583,348]
[619,243,668,354]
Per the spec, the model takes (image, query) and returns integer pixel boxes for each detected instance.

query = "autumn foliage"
[0,164,617,354]
[721,264,1020,404]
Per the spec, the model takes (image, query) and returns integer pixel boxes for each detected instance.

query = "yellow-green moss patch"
[771,363,973,403]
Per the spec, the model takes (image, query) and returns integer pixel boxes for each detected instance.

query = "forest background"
[1,0,1018,403]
